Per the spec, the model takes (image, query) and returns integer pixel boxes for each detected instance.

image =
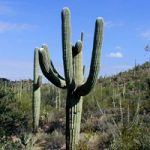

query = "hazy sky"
[0,0,150,80]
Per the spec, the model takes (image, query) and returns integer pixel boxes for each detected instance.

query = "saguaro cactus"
[38,7,104,150]
[33,48,42,133]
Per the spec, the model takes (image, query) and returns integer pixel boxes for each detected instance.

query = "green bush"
[0,87,31,137]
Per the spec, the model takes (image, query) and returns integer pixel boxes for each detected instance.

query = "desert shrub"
[0,137,23,150]
[39,109,65,137]
[111,123,150,150]
[77,132,111,150]
[0,142,22,150]
[45,130,65,150]
[109,98,150,150]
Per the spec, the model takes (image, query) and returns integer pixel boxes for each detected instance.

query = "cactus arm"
[42,44,65,80]
[61,7,73,88]
[38,48,66,88]
[50,61,65,80]
[72,41,82,57]
[75,18,104,96]
[73,40,83,144]
[42,45,65,81]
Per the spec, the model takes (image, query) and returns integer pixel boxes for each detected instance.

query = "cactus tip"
[96,17,104,24]
[39,48,44,52]
[34,47,39,50]
[63,7,70,11]
[41,44,48,49]
[62,7,70,15]
[97,17,103,20]
[76,40,82,47]
[42,44,47,47]
[96,17,104,28]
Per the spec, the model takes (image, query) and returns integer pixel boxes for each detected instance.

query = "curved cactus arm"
[75,17,104,96]
[50,61,65,80]
[61,7,73,89]
[42,44,65,80]
[38,48,66,88]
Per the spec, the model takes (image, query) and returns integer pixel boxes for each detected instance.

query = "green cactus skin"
[55,88,61,110]
[75,18,103,96]
[61,8,73,89]
[38,45,66,88]
[33,48,42,133]
[38,7,104,150]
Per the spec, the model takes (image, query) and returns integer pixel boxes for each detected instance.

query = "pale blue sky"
[0,0,150,80]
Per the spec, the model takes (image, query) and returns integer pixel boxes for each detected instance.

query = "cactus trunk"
[66,94,83,149]
[33,48,42,133]
[66,41,84,149]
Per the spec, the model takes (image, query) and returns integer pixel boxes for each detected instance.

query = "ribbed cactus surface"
[37,7,104,150]
[32,48,42,133]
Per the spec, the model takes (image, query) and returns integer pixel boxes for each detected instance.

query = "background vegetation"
[0,61,150,150]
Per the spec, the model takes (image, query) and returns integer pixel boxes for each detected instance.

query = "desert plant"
[37,7,104,150]
[45,130,65,149]
[32,48,42,133]
[20,132,33,150]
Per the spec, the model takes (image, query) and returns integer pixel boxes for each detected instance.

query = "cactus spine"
[33,48,42,133]
[38,7,104,150]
